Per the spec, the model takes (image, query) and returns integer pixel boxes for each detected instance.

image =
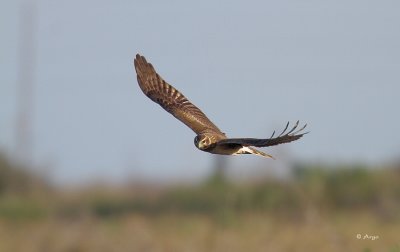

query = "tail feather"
[241,146,275,159]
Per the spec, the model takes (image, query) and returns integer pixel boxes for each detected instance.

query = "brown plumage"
[134,54,308,158]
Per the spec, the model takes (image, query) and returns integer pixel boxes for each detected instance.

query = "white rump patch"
[237,146,274,159]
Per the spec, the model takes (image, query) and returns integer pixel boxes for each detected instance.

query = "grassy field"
[0,210,398,252]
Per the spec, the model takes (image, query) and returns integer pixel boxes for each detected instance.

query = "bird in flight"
[134,54,307,159]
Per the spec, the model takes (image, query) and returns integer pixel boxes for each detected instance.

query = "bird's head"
[194,134,214,150]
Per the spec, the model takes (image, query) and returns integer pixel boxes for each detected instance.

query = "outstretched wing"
[217,121,308,147]
[134,54,223,135]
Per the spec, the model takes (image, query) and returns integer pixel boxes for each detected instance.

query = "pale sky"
[1,0,399,184]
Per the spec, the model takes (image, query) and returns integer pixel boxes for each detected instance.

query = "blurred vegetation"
[1,152,399,222]
[0,153,49,196]
[83,164,396,220]
[0,153,52,220]
[1,152,399,251]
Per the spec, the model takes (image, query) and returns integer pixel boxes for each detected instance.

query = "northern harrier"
[134,54,307,159]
